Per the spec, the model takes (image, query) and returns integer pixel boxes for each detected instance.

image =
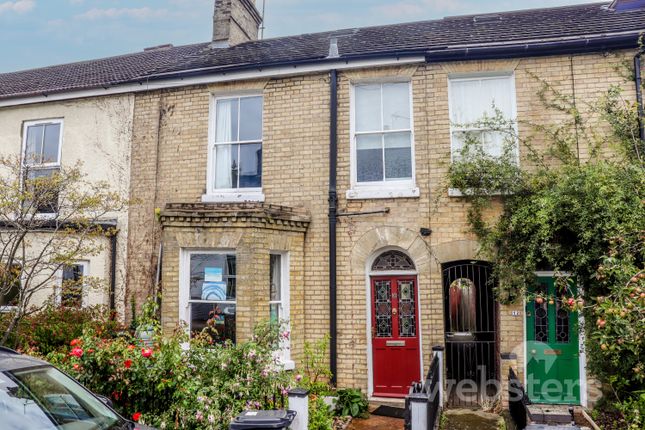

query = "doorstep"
[527,404,574,425]
[368,396,406,408]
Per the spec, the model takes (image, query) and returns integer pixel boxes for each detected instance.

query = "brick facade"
[127,50,640,405]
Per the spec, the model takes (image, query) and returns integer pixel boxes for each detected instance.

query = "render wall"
[0,95,134,318]
[127,50,639,401]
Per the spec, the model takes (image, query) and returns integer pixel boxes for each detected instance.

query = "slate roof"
[1,1,644,101]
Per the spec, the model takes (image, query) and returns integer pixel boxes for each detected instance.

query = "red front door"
[371,276,421,397]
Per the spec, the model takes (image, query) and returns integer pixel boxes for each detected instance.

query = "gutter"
[425,33,642,62]
[328,69,338,386]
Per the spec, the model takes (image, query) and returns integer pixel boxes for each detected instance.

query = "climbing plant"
[446,63,644,426]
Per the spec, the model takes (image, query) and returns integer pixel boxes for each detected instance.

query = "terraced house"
[0,0,643,410]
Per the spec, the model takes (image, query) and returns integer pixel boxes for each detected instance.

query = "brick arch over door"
[350,226,431,275]
[432,239,492,265]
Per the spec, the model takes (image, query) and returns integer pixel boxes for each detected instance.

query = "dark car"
[0,346,155,430]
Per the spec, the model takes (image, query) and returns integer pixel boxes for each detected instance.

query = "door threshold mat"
[371,405,406,419]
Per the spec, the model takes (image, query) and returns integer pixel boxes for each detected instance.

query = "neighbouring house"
[0,0,643,410]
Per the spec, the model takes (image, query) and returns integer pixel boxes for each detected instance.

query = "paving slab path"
[347,415,404,430]
[443,409,503,430]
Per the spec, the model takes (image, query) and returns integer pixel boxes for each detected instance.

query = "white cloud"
[75,7,169,21]
[0,0,35,15]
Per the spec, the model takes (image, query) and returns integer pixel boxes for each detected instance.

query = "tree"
[0,156,126,344]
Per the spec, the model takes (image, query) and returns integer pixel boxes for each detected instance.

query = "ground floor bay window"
[180,250,237,343]
[160,202,309,349]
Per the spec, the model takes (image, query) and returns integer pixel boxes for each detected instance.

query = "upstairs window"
[208,95,263,197]
[22,119,63,214]
[449,75,517,161]
[352,82,414,186]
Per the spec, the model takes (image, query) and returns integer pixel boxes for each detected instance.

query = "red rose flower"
[73,363,80,371]
[124,359,132,369]
[141,348,153,358]
[132,412,141,422]
[127,344,135,350]
[70,339,81,347]
[69,347,84,358]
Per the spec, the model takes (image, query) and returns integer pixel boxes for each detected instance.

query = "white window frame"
[448,73,519,162]
[179,249,237,339]
[203,94,265,203]
[348,80,419,200]
[57,260,90,308]
[20,118,64,216]
[269,252,293,369]
[447,73,519,197]
[21,118,64,169]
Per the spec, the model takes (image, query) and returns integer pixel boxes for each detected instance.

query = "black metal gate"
[442,261,498,407]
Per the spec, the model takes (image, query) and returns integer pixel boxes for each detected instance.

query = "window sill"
[201,192,265,203]
[346,187,419,200]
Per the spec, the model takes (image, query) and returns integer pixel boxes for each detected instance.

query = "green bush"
[335,388,368,418]
[0,304,121,355]
[298,334,334,395]
[308,395,334,430]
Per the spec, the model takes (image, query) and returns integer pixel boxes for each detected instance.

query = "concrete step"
[368,396,405,410]
[527,404,574,425]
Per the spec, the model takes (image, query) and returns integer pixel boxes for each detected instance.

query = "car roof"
[0,347,48,372]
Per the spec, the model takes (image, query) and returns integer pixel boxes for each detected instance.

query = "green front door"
[526,276,580,404]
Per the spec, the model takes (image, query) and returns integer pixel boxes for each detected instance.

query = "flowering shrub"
[0,304,121,355]
[587,254,645,430]
[45,321,294,429]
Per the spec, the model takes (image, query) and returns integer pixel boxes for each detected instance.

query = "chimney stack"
[212,0,263,48]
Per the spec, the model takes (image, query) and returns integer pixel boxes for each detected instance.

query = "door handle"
[392,308,398,315]
[531,349,537,355]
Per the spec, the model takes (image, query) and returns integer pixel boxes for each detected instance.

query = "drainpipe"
[635,50,644,143]
[108,232,118,316]
[328,69,338,386]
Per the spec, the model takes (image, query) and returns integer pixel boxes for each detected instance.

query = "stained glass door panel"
[371,276,420,398]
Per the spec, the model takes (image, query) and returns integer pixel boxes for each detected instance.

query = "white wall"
[0,95,134,318]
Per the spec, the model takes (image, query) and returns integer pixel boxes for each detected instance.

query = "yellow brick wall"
[127,50,639,399]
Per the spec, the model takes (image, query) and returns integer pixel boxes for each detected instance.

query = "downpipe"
[328,69,338,386]
[635,50,644,143]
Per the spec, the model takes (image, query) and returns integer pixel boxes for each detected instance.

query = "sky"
[0,0,597,73]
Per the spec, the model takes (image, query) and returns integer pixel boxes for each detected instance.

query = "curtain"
[451,77,514,158]
[214,100,233,189]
